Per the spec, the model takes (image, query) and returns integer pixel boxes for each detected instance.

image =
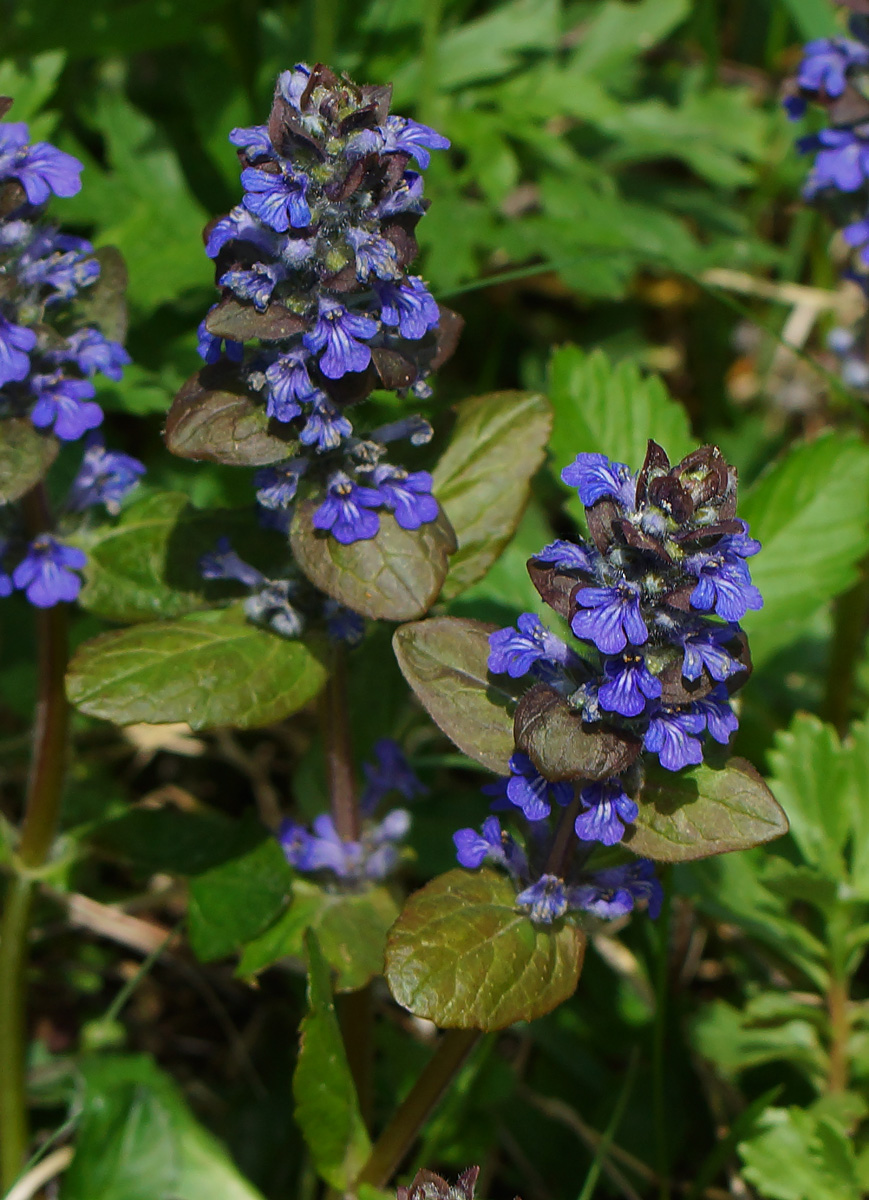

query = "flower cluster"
[785,28,869,393]
[190,64,460,544]
[454,441,761,924]
[0,102,141,608]
[278,738,425,882]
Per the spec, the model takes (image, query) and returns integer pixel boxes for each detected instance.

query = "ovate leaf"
[627,757,788,862]
[514,682,641,782]
[392,617,521,773]
[166,368,295,466]
[291,502,456,621]
[0,418,57,503]
[188,837,292,962]
[432,390,552,600]
[385,868,584,1030]
[66,606,328,730]
[293,931,371,1189]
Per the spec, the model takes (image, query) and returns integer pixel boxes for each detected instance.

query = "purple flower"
[516,874,569,924]
[571,582,648,654]
[312,472,383,543]
[686,530,763,622]
[843,217,869,266]
[453,815,526,876]
[17,230,99,300]
[68,435,145,514]
[197,320,243,365]
[598,654,662,718]
[363,808,412,880]
[346,228,401,281]
[300,395,353,451]
[29,373,103,442]
[503,752,573,821]
[265,349,317,421]
[280,813,359,876]
[378,115,450,169]
[12,535,86,607]
[797,38,869,98]
[241,165,311,231]
[228,124,273,157]
[362,739,428,811]
[254,459,306,509]
[303,297,378,379]
[680,624,742,682]
[276,64,311,109]
[219,261,285,311]
[533,539,595,571]
[368,464,439,530]
[0,123,83,204]
[692,686,739,745]
[488,612,578,678]
[561,453,637,508]
[376,276,439,339]
[643,707,705,771]
[570,860,662,920]
[0,315,37,385]
[802,128,869,194]
[205,204,277,258]
[199,537,264,588]
[64,328,131,381]
[373,170,426,218]
[574,778,638,846]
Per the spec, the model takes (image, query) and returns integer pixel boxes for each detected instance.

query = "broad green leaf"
[165,370,296,466]
[692,996,826,1086]
[740,434,869,666]
[569,0,690,78]
[385,868,585,1030]
[238,878,400,992]
[293,931,371,1189]
[432,390,552,600]
[0,51,65,121]
[779,0,839,40]
[291,502,456,622]
[66,605,328,730]
[188,837,292,962]
[547,346,693,524]
[62,1054,265,1200]
[739,1106,862,1200]
[392,617,521,773]
[0,418,57,503]
[627,757,788,862]
[90,808,262,877]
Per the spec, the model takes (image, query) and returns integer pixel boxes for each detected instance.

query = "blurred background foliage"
[4,1,869,1199]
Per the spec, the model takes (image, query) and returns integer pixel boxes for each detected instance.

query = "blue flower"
[692,686,739,745]
[378,115,450,169]
[346,228,401,281]
[533,539,595,571]
[797,38,869,98]
[323,599,365,646]
[300,394,353,451]
[197,320,243,365]
[0,123,83,204]
[574,778,638,846]
[241,165,311,232]
[516,874,569,924]
[264,349,317,421]
[0,315,37,385]
[843,217,869,266]
[228,124,273,157]
[276,63,312,109]
[219,261,285,311]
[363,808,412,880]
[362,739,428,811]
[29,373,102,442]
[453,815,527,875]
[67,435,145,514]
[303,297,378,379]
[279,808,410,881]
[802,128,869,194]
[17,230,99,300]
[376,276,440,339]
[686,530,762,622]
[373,170,426,218]
[679,624,742,682]
[368,464,439,530]
[488,612,578,678]
[254,459,307,509]
[199,537,264,588]
[312,472,383,543]
[570,860,662,920]
[598,653,662,717]
[502,752,573,821]
[561,452,637,508]
[244,579,304,638]
[64,328,131,381]
[205,204,277,259]
[643,706,705,771]
[12,535,86,607]
[571,582,648,655]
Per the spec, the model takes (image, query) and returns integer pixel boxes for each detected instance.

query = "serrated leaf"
[238,878,399,992]
[432,390,552,600]
[739,1106,862,1200]
[66,605,328,731]
[0,418,58,503]
[626,757,788,862]
[293,931,372,1189]
[188,837,292,961]
[740,433,869,666]
[392,617,521,773]
[385,868,584,1030]
[166,368,296,466]
[290,502,456,621]
[547,346,693,525]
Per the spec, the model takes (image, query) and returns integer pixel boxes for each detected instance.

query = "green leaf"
[692,995,826,1085]
[569,0,691,78]
[385,868,585,1030]
[62,1054,265,1200]
[290,502,456,622]
[740,433,869,666]
[188,837,292,962]
[293,931,371,1189]
[0,51,65,121]
[66,605,328,731]
[238,878,400,992]
[90,808,261,877]
[392,617,521,773]
[778,0,839,40]
[626,757,788,862]
[165,369,296,466]
[0,418,58,503]
[547,346,693,524]
[739,1106,862,1200]
[432,390,552,601]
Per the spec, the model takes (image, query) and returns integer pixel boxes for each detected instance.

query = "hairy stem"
[321,646,360,842]
[0,877,35,1191]
[544,791,583,877]
[356,1028,481,1188]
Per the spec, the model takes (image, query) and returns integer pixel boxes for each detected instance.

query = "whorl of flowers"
[0,100,142,607]
[454,441,761,925]
[192,63,459,544]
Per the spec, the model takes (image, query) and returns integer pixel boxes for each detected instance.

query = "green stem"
[545,791,582,877]
[826,906,852,1094]
[355,1029,481,1188]
[418,0,444,128]
[321,646,360,842]
[0,877,35,1191]
[311,0,340,66]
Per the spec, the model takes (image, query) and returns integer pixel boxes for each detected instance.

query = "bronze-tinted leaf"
[205,296,307,342]
[526,559,583,620]
[514,683,641,782]
[166,368,296,466]
[76,246,129,343]
[0,419,58,503]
